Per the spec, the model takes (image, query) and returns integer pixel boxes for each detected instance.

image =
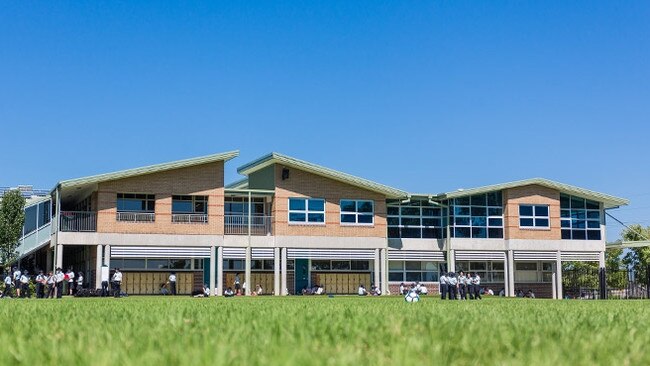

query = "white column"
[507,250,515,297]
[103,245,111,267]
[56,244,63,269]
[556,250,563,299]
[374,248,380,292]
[95,245,103,289]
[216,246,224,296]
[209,245,216,296]
[449,249,456,273]
[598,251,605,269]
[273,247,280,296]
[552,272,557,299]
[245,246,252,296]
[281,247,288,296]
[380,248,388,295]
[503,256,509,297]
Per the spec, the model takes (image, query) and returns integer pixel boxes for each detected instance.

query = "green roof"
[237,152,408,198]
[442,178,628,209]
[57,150,239,189]
[225,178,249,189]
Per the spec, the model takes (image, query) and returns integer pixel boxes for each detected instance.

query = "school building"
[14,150,629,298]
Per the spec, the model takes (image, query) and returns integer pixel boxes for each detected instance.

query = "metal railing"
[225,215,272,235]
[116,212,155,223]
[172,213,208,224]
[60,211,97,232]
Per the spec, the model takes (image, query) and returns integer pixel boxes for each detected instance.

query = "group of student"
[398,282,429,296]
[439,271,483,300]
[1,267,84,299]
[357,283,382,296]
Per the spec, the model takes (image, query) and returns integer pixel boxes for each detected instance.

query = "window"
[560,194,601,240]
[514,261,553,282]
[221,259,274,271]
[117,193,155,212]
[387,200,446,239]
[456,261,504,282]
[519,204,550,228]
[172,195,207,214]
[340,200,374,225]
[388,261,442,282]
[225,197,266,216]
[310,260,370,272]
[288,198,325,224]
[451,191,503,239]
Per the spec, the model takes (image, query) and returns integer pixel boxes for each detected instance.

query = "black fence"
[562,265,650,300]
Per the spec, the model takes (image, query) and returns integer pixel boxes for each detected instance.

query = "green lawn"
[1,296,648,365]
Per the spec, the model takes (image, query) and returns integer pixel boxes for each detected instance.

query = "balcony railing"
[225,215,272,236]
[60,211,97,232]
[172,213,208,224]
[117,212,155,223]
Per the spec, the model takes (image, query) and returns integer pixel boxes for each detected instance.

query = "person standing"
[101,265,110,297]
[76,271,84,291]
[19,271,30,298]
[46,271,56,298]
[12,267,22,298]
[234,273,241,295]
[55,268,65,298]
[439,272,448,300]
[472,272,482,300]
[2,272,12,298]
[112,268,122,298]
[448,272,458,300]
[466,273,474,300]
[66,268,75,295]
[168,271,177,296]
[458,271,466,300]
[35,270,46,299]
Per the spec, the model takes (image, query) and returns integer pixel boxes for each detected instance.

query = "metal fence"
[60,211,97,232]
[116,212,155,223]
[562,265,649,300]
[171,213,208,224]
[224,215,272,235]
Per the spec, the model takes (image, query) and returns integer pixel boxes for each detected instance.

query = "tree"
[0,190,26,266]
[621,224,650,280]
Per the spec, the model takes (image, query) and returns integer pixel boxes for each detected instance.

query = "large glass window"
[117,193,155,212]
[560,194,601,240]
[288,198,325,224]
[23,205,38,235]
[108,258,199,271]
[225,197,266,216]
[451,191,503,239]
[514,261,554,282]
[172,195,207,214]
[340,200,374,225]
[388,261,442,282]
[456,261,505,282]
[519,204,550,228]
[387,200,446,239]
[310,260,370,272]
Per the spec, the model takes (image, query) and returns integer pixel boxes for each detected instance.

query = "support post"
[449,249,456,273]
[209,245,216,296]
[552,272,557,299]
[274,247,280,296]
[103,245,111,267]
[381,248,389,295]
[281,247,287,295]
[216,246,223,296]
[503,255,509,297]
[95,245,103,289]
[56,244,63,269]
[245,246,251,296]
[507,250,515,297]
[374,248,380,293]
[556,250,563,299]
[46,247,52,272]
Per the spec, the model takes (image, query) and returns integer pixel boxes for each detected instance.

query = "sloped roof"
[225,178,249,189]
[442,178,628,209]
[57,150,239,189]
[237,152,408,198]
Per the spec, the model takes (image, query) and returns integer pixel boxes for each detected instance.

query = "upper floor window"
[117,193,155,222]
[451,191,503,239]
[288,198,325,224]
[172,195,207,214]
[560,194,601,240]
[387,200,446,239]
[519,205,550,228]
[340,200,374,225]
[225,196,266,216]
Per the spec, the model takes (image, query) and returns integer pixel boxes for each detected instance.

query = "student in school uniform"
[35,270,46,299]
[168,272,177,296]
[458,271,466,300]
[472,273,482,300]
[439,272,448,300]
[224,287,234,297]
[358,284,368,296]
[112,268,122,298]
[46,271,56,298]
[55,268,65,299]
[447,272,458,300]
[19,271,30,298]
[234,273,241,294]
[13,267,22,298]
[399,282,406,295]
[466,273,474,300]
[66,268,75,295]
[100,265,110,297]
[2,272,12,298]
[76,271,84,291]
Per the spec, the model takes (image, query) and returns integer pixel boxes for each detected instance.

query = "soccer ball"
[405,292,420,303]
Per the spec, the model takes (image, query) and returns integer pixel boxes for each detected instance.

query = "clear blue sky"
[1,2,649,241]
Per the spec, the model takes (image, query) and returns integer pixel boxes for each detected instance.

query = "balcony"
[60,211,97,232]
[172,213,208,224]
[117,212,155,223]
[225,215,272,235]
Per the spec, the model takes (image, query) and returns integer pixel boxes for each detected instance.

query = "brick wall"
[96,162,224,235]
[272,164,388,237]
[514,282,553,299]
[504,184,561,240]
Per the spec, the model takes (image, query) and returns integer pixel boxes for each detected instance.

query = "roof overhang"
[442,178,628,209]
[237,153,408,198]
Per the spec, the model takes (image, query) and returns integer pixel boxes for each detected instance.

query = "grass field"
[1,296,648,366]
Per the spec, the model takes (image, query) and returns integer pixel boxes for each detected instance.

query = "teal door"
[294,259,309,294]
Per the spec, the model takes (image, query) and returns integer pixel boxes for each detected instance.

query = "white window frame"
[340,199,374,226]
[519,204,550,229]
[288,197,326,225]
